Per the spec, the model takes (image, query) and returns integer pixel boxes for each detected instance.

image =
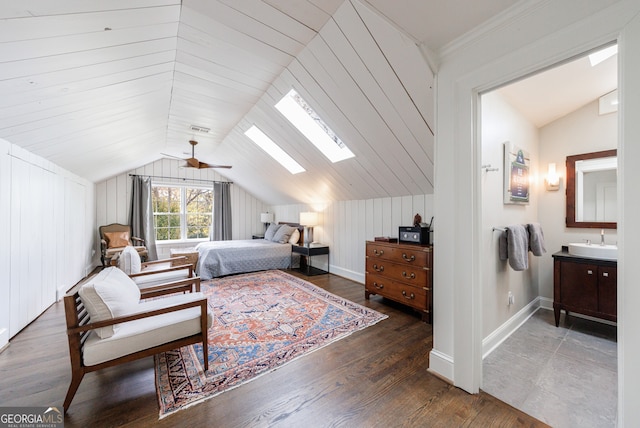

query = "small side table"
[291,243,329,275]
[170,247,199,269]
[252,234,265,239]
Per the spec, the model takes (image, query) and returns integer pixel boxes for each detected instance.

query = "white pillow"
[78,267,141,338]
[118,245,142,274]
[272,224,295,244]
[264,223,281,241]
[288,228,300,244]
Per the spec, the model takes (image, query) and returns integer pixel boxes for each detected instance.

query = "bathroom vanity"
[552,247,617,326]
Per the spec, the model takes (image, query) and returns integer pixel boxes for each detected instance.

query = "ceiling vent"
[190,125,210,133]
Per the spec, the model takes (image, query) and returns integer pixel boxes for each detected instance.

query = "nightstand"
[252,234,265,239]
[291,243,330,275]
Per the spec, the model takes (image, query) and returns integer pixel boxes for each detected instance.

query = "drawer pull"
[603,272,609,277]
[373,282,384,290]
[587,270,593,275]
[402,271,416,279]
[373,264,384,272]
[402,253,415,262]
[401,290,415,300]
[373,249,384,256]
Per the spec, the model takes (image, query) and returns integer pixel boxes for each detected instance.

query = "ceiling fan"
[163,140,232,169]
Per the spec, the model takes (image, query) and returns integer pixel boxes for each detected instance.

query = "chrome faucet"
[600,229,605,246]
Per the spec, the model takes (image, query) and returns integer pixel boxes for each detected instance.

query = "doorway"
[479,45,618,427]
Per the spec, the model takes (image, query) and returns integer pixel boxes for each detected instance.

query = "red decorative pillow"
[104,231,130,248]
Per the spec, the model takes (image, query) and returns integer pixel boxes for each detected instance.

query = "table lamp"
[299,212,318,244]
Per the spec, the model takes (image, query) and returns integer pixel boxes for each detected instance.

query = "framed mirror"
[566,149,617,228]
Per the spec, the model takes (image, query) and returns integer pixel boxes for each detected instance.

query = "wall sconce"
[299,212,318,244]
[545,163,561,191]
[260,212,274,232]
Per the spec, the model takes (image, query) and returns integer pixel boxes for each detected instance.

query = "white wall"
[538,99,617,299]
[95,158,270,260]
[480,92,617,345]
[432,1,640,424]
[273,194,434,282]
[0,138,95,348]
[481,91,540,339]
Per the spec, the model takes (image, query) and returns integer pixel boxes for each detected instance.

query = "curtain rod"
[128,174,233,185]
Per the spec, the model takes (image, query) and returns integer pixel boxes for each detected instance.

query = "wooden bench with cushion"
[117,245,196,290]
[63,267,211,413]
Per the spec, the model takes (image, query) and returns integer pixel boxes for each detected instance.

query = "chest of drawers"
[365,240,433,323]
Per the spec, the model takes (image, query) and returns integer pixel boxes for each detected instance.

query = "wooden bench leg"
[63,370,84,413]
[201,301,209,372]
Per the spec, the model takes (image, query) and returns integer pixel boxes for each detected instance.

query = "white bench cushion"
[118,245,142,274]
[132,268,192,289]
[82,292,213,366]
[78,267,141,339]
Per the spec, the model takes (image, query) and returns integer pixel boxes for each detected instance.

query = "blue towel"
[528,223,546,256]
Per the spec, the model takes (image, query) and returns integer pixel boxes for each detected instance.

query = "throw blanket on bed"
[195,239,293,280]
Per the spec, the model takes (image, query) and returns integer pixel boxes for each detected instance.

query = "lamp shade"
[260,212,274,223]
[299,211,318,226]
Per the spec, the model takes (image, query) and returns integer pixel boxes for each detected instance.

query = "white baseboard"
[0,328,8,352]
[57,284,70,301]
[482,296,617,360]
[539,296,553,310]
[482,297,541,359]
[329,265,364,284]
[537,296,617,327]
[428,349,454,383]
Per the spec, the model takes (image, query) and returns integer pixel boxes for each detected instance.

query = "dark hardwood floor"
[0,270,547,427]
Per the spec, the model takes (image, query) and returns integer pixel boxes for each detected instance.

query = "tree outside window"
[152,184,212,241]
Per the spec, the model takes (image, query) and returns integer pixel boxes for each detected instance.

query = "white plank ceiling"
[0,0,608,205]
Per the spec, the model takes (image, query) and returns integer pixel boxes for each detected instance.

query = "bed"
[195,223,303,280]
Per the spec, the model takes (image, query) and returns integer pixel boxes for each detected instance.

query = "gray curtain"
[130,175,157,260]
[211,181,232,241]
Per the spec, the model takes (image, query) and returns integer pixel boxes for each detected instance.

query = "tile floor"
[483,309,617,428]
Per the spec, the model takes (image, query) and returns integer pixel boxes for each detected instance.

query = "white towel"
[528,223,546,256]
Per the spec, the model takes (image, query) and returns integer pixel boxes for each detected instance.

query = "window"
[244,125,305,174]
[152,184,213,241]
[275,89,355,163]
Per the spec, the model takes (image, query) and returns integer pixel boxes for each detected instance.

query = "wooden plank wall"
[273,194,434,282]
[95,158,270,259]
[0,138,94,345]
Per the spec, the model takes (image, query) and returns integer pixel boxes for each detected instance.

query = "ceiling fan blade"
[186,158,200,168]
[198,161,232,169]
[175,141,233,169]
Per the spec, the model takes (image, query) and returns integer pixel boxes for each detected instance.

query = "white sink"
[568,243,617,260]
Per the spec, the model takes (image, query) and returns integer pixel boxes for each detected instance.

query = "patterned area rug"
[154,269,387,418]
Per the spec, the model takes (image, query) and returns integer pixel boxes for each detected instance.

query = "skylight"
[244,126,305,174]
[275,89,355,163]
[588,44,617,67]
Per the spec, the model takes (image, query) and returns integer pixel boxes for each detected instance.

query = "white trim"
[482,298,541,359]
[482,296,618,361]
[438,0,545,61]
[428,349,454,383]
[538,296,553,310]
[57,284,70,301]
[538,297,617,327]
[0,328,8,352]
[328,265,363,284]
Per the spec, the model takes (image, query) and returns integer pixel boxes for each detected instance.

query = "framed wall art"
[503,141,530,204]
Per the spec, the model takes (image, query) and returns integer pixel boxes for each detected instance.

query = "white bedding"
[195,239,295,280]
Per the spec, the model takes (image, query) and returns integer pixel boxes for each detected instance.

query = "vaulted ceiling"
[5,0,610,206]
